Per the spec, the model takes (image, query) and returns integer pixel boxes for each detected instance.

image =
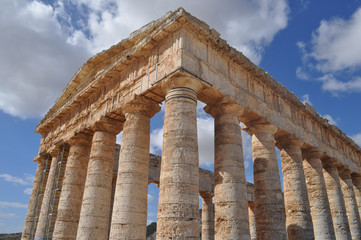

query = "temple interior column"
[246,122,286,240]
[322,161,351,240]
[205,101,250,240]
[156,77,202,239]
[248,202,256,240]
[52,133,92,240]
[277,136,314,240]
[339,168,361,239]
[201,194,214,240]
[303,150,336,240]
[34,147,58,240]
[109,96,160,240]
[351,173,361,217]
[76,117,122,240]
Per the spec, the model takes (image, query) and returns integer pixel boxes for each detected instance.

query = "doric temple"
[22,8,361,240]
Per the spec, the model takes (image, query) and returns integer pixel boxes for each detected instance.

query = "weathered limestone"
[21,158,45,240]
[76,117,122,240]
[248,203,257,240]
[205,100,250,240]
[303,150,336,240]
[322,161,351,240]
[52,133,92,240]
[339,168,361,239]
[109,96,160,240]
[34,148,58,240]
[351,174,361,217]
[247,122,287,240]
[277,137,314,240]
[201,194,214,240]
[157,77,202,239]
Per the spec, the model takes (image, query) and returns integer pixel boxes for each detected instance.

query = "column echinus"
[322,159,351,240]
[76,117,123,240]
[276,135,314,240]
[201,193,214,240]
[204,100,250,240]
[303,149,336,240]
[244,121,287,240]
[52,133,92,240]
[351,173,361,217]
[156,76,202,239]
[339,167,361,239]
[109,96,160,240]
[21,155,45,240]
[34,147,58,240]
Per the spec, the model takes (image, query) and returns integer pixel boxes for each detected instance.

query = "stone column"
[34,147,58,240]
[247,122,287,240]
[109,96,160,240]
[339,168,361,239]
[248,203,257,240]
[277,136,314,240]
[303,150,335,240]
[157,77,202,239]
[351,173,361,217]
[201,194,214,240]
[76,117,123,240]
[322,161,351,240]
[205,100,250,240]
[52,133,92,240]
[21,157,45,240]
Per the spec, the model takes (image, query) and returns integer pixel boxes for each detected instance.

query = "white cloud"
[351,133,361,147]
[0,212,17,219]
[147,194,154,202]
[322,114,337,125]
[24,188,33,195]
[0,174,33,186]
[197,116,214,167]
[0,201,28,209]
[300,94,312,106]
[241,130,252,169]
[149,127,163,155]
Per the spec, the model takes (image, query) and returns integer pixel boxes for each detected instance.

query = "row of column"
[23,76,361,240]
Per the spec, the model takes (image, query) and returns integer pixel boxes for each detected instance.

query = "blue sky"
[1,0,361,234]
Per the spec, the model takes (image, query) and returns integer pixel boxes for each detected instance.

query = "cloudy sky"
[1,0,361,233]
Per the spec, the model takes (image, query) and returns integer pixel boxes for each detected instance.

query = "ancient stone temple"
[22,8,361,240]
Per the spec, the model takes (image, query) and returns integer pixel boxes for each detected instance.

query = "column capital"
[68,132,93,146]
[91,116,123,134]
[351,172,361,180]
[123,94,161,118]
[204,97,244,120]
[243,119,277,135]
[338,166,353,178]
[161,75,202,94]
[47,146,59,158]
[302,148,323,160]
[275,134,303,149]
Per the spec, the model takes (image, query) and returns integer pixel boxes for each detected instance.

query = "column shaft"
[339,169,361,239]
[279,139,314,240]
[76,118,122,240]
[157,85,200,239]
[201,195,214,240]
[34,151,58,240]
[248,203,257,240]
[303,153,335,240]
[21,161,44,240]
[109,97,159,240]
[351,174,361,218]
[323,163,351,240]
[52,134,92,240]
[251,124,287,240]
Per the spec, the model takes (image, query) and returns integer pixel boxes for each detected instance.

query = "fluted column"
[76,117,123,240]
[339,168,361,239]
[351,174,361,217]
[52,133,92,240]
[248,203,257,240]
[34,147,58,240]
[157,77,202,239]
[277,136,314,240]
[247,122,287,240]
[201,194,214,240]
[322,161,351,240]
[205,100,250,240]
[109,96,160,240]
[21,157,45,240]
[303,150,335,240]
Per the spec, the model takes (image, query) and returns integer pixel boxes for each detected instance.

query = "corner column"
[351,173,361,217]
[277,136,314,240]
[247,122,287,240]
[205,100,250,240]
[322,161,351,240]
[157,77,202,239]
[303,150,335,240]
[201,194,214,240]
[76,117,123,240]
[34,147,58,240]
[339,168,361,239]
[52,133,92,240]
[109,96,160,240]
